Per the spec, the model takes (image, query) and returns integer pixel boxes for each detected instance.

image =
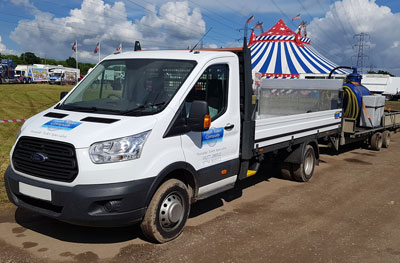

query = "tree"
[20,52,40,65]
[65,57,76,68]
[367,70,395,77]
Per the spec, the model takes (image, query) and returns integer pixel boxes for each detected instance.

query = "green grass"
[385,100,400,111]
[0,84,73,204]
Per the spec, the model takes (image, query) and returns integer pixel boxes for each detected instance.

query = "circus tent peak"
[250,19,348,78]
[259,19,296,37]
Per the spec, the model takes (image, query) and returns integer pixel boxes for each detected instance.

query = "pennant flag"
[246,15,254,24]
[292,14,301,21]
[94,42,100,54]
[72,41,77,52]
[116,43,122,52]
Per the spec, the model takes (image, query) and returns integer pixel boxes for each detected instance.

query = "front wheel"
[140,179,190,243]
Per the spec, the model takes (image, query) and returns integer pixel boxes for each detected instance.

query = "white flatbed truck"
[4,42,400,243]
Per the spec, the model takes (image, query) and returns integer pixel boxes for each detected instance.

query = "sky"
[0,0,399,75]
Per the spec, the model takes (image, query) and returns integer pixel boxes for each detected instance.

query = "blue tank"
[342,68,370,118]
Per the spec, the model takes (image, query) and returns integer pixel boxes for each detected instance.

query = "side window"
[185,64,228,121]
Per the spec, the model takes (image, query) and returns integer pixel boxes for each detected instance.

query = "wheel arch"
[144,162,199,207]
[284,139,319,164]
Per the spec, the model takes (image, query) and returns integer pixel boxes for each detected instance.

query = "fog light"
[104,200,122,212]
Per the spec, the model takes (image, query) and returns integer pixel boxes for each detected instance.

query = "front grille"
[12,136,78,182]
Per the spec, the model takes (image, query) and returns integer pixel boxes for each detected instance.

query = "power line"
[315,0,353,49]
[32,0,234,44]
[296,0,346,49]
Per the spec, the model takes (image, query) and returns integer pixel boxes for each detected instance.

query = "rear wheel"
[140,179,190,243]
[293,145,316,182]
[370,133,383,151]
[382,131,391,148]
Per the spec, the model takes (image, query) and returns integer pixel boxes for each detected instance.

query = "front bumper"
[4,166,154,227]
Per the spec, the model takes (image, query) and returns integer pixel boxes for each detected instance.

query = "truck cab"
[5,50,243,243]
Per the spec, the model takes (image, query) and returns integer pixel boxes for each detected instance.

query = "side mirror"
[187,100,211,132]
[60,91,68,100]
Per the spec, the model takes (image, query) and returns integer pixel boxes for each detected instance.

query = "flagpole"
[75,39,78,69]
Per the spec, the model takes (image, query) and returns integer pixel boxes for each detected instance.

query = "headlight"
[89,131,150,164]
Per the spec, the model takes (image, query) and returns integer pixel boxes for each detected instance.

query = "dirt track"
[1,133,400,263]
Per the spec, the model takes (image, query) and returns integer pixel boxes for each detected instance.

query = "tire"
[370,133,383,151]
[292,145,316,182]
[382,131,391,148]
[140,179,190,243]
[28,78,32,84]
[280,162,294,181]
[23,78,27,84]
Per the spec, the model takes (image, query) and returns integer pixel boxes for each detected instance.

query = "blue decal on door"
[201,127,224,147]
[42,119,82,130]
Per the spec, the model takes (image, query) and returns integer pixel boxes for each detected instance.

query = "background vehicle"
[0,59,19,84]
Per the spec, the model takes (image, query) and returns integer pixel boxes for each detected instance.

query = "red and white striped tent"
[249,19,348,79]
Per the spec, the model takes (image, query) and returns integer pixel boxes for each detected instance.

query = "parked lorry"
[14,65,30,83]
[14,64,49,83]
[0,59,19,84]
[4,41,400,243]
[49,67,80,85]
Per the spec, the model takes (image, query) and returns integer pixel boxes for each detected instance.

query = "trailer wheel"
[292,145,316,182]
[140,179,190,243]
[370,133,383,151]
[382,131,391,148]
[280,162,294,181]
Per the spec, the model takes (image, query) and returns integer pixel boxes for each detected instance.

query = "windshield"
[50,73,62,77]
[60,59,196,116]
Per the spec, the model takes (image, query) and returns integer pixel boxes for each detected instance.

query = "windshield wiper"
[60,105,123,114]
[123,102,166,116]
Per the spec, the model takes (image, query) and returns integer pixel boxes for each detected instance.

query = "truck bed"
[255,109,341,148]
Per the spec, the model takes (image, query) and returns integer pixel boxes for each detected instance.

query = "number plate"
[19,182,52,201]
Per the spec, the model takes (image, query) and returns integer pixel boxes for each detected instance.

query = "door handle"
[224,123,234,131]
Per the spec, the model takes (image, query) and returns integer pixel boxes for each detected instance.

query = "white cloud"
[0,35,19,55]
[307,0,400,75]
[9,0,206,63]
[0,36,6,52]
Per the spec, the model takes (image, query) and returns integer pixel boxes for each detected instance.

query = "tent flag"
[249,19,349,78]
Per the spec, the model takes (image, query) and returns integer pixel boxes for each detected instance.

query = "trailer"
[4,40,400,244]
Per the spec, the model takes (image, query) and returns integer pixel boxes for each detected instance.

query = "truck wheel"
[140,179,190,243]
[28,78,31,84]
[292,145,316,182]
[382,131,391,148]
[370,133,383,151]
[280,162,294,180]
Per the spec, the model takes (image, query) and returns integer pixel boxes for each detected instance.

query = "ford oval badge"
[31,152,48,163]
